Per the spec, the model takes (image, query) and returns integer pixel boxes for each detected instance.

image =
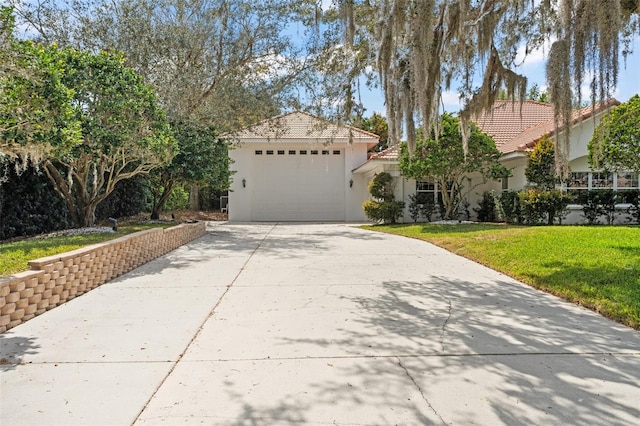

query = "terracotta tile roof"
[473,100,554,150]
[358,99,619,166]
[495,99,619,153]
[368,144,400,160]
[233,110,379,143]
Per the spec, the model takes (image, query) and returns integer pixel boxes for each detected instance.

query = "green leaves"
[589,95,640,174]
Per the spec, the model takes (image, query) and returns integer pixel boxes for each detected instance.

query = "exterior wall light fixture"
[242,178,246,188]
[349,179,353,188]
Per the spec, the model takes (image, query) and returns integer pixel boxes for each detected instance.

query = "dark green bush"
[625,189,640,224]
[0,159,71,239]
[497,191,521,224]
[95,175,151,221]
[580,190,604,224]
[362,172,405,224]
[474,191,497,222]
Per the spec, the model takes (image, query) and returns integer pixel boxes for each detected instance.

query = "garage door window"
[300,150,307,155]
[266,150,274,155]
[255,150,262,155]
[311,150,318,155]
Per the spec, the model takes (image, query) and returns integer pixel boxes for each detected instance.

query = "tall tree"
[148,121,229,219]
[589,94,640,173]
[0,6,81,170]
[399,113,508,220]
[10,0,318,131]
[354,113,389,152]
[41,48,176,227]
[334,0,638,175]
[526,136,557,190]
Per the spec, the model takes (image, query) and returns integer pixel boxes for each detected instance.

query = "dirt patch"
[117,210,227,225]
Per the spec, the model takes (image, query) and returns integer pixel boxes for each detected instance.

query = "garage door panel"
[251,149,345,221]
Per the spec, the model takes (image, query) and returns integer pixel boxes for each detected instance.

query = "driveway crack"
[396,357,449,425]
[440,296,452,352]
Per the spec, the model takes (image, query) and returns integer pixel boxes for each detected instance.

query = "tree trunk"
[189,183,199,210]
[81,204,97,227]
[150,182,175,220]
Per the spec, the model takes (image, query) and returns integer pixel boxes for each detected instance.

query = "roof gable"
[233,110,379,145]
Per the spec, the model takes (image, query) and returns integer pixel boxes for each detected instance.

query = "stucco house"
[230,100,638,223]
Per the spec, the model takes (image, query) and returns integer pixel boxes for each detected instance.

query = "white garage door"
[251,148,345,221]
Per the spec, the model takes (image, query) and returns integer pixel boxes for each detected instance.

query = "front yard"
[364,224,640,330]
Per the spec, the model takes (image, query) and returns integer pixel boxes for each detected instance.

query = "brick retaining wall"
[0,222,206,333]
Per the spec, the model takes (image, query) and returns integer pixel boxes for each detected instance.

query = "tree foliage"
[10,0,320,131]
[362,172,404,223]
[353,113,389,152]
[148,121,229,219]
[526,136,557,190]
[399,113,507,220]
[39,48,176,227]
[588,94,640,173]
[333,0,638,176]
[0,6,81,168]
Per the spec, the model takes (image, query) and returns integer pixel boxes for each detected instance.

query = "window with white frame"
[567,171,639,193]
[617,172,639,190]
[416,181,437,202]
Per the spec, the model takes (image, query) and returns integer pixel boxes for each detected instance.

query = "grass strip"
[364,224,640,330]
[0,224,172,277]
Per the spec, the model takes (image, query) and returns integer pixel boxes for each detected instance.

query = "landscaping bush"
[362,172,405,224]
[519,189,573,225]
[579,190,604,224]
[95,175,151,221]
[597,189,619,225]
[0,159,71,240]
[625,189,640,224]
[474,191,497,222]
[407,193,422,222]
[519,189,547,225]
[420,194,436,222]
[497,190,521,224]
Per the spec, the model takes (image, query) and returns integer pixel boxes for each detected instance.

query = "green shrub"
[0,159,71,239]
[96,175,151,221]
[579,190,604,224]
[519,189,547,225]
[407,194,421,222]
[625,189,640,224]
[519,189,573,225]
[420,195,435,222]
[597,189,619,225]
[497,191,521,224]
[474,191,497,222]
[165,186,190,211]
[362,172,405,224]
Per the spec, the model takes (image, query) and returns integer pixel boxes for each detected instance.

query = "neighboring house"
[229,111,378,222]
[354,99,638,223]
[230,101,638,223]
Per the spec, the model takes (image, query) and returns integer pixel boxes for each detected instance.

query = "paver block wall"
[0,222,206,333]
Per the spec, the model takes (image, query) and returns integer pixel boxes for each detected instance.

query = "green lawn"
[364,223,640,330]
[0,224,172,277]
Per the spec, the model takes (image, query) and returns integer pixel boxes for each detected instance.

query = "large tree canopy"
[0,6,81,167]
[41,48,176,227]
[9,0,322,131]
[588,94,640,173]
[337,0,639,175]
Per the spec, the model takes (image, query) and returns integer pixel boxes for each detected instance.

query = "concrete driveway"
[2,223,639,425]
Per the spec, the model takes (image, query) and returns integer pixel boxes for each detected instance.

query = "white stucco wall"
[229,140,371,222]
